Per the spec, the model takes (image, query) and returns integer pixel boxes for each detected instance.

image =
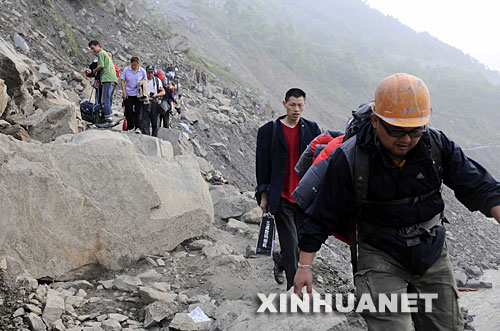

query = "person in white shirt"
[142,65,165,136]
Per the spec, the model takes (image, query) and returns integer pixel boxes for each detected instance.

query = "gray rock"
[113,275,143,293]
[169,312,212,331]
[219,255,250,268]
[0,79,9,118]
[209,185,240,205]
[152,282,171,292]
[0,130,213,279]
[136,269,162,282]
[13,307,25,317]
[42,290,65,324]
[240,207,261,224]
[143,301,178,327]
[0,37,34,115]
[226,218,249,233]
[196,157,214,175]
[139,286,177,304]
[25,313,46,331]
[26,103,78,143]
[202,242,235,259]
[13,33,29,53]
[188,239,213,251]
[65,295,87,308]
[157,128,194,156]
[25,303,42,315]
[108,313,128,322]
[454,270,467,287]
[101,319,122,331]
[214,195,258,220]
[72,71,84,82]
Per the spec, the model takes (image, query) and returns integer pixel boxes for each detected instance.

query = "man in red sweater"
[256,88,321,289]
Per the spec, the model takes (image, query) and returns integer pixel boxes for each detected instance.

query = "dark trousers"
[274,198,304,290]
[142,102,159,136]
[124,96,143,131]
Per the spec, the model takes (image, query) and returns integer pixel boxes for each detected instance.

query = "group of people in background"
[87,40,184,136]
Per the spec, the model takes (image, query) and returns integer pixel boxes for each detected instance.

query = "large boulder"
[0,37,34,116]
[157,128,194,156]
[25,103,78,143]
[0,130,214,279]
[0,79,9,117]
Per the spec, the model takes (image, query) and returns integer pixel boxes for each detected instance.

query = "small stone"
[65,295,87,308]
[13,307,25,317]
[143,301,177,328]
[152,282,171,292]
[25,304,42,315]
[137,269,162,282]
[89,297,101,303]
[97,314,108,322]
[188,240,212,250]
[145,257,158,267]
[102,318,122,331]
[139,286,177,304]
[100,280,114,290]
[112,275,143,293]
[97,285,104,291]
[156,259,165,267]
[76,289,88,298]
[226,218,249,233]
[25,312,46,331]
[108,313,128,322]
[455,270,467,287]
[43,290,65,324]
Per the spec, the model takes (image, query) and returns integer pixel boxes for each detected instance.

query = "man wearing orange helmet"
[294,73,500,330]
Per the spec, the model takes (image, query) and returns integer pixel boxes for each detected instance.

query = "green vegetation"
[47,0,86,63]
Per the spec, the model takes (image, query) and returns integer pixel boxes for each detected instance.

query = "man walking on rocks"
[88,40,117,124]
[294,73,500,330]
[256,88,321,290]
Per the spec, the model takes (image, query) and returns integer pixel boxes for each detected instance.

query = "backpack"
[343,101,374,142]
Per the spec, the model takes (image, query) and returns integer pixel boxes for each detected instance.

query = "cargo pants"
[354,242,464,331]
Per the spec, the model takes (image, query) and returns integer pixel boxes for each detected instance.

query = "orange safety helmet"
[373,73,431,127]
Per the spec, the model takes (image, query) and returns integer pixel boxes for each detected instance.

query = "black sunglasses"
[379,119,426,138]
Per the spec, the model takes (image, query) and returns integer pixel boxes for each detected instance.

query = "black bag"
[80,88,104,124]
[255,213,276,256]
[343,101,374,142]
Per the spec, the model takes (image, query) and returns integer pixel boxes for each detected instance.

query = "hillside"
[163,0,500,178]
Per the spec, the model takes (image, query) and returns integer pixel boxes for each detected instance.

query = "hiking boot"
[134,128,141,134]
[272,251,284,285]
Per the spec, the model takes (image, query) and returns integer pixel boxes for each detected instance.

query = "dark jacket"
[299,123,500,273]
[256,115,321,215]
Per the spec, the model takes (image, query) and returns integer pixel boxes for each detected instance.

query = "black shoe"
[273,260,284,284]
[272,252,285,285]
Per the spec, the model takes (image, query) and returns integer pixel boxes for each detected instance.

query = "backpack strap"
[339,137,371,275]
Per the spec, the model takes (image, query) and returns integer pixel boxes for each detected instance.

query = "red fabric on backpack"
[156,70,165,80]
[312,135,345,166]
[310,134,334,154]
[122,118,127,131]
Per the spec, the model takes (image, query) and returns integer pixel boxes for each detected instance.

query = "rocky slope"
[0,0,499,330]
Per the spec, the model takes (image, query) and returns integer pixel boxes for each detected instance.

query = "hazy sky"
[364,0,500,72]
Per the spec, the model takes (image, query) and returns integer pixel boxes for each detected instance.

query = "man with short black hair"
[88,40,118,124]
[256,88,321,290]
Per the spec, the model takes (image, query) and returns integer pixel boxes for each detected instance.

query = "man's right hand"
[260,192,268,213]
[294,268,313,299]
[122,92,128,100]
